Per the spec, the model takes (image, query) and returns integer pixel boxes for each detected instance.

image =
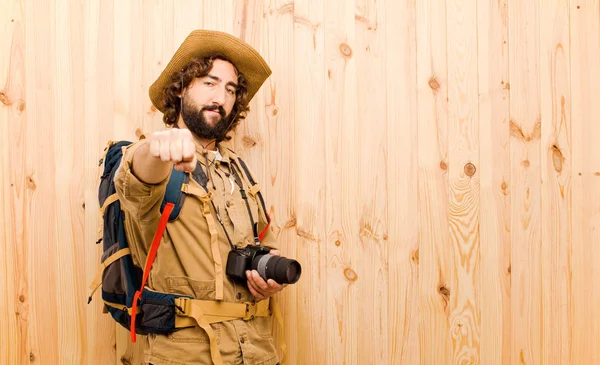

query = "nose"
[211,85,227,106]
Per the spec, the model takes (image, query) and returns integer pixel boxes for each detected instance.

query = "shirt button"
[236,293,242,300]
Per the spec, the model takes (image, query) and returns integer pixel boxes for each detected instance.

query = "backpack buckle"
[243,301,257,321]
[174,297,191,316]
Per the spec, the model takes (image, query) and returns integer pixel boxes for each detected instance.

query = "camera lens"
[253,254,302,284]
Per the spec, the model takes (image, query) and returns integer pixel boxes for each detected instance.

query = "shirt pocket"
[165,276,221,344]
[249,315,274,339]
[225,197,260,247]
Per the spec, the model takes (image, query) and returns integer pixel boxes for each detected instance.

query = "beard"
[180,97,234,141]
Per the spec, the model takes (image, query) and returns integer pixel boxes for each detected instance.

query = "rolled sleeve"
[114,139,172,222]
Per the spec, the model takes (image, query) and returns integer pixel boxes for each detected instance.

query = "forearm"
[131,141,173,184]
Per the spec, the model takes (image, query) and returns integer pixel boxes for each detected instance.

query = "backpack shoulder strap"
[161,169,189,221]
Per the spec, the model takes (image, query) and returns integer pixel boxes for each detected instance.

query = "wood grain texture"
[1,0,27,364]
[354,0,389,363]
[324,0,360,363]
[416,0,453,363]
[24,0,60,363]
[291,0,327,364]
[384,0,420,363]
[570,1,600,364]
[446,0,481,362]
[1,0,599,364]
[477,0,511,364]
[540,0,572,364]
[508,0,543,363]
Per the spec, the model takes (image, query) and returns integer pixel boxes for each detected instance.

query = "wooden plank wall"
[1,0,599,364]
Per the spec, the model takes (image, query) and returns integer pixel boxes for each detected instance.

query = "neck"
[176,115,218,151]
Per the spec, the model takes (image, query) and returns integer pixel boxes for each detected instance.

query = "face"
[180,59,239,141]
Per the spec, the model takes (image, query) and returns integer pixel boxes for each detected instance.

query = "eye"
[204,81,215,86]
[227,89,236,95]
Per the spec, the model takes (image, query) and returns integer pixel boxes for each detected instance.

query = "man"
[114,30,285,365]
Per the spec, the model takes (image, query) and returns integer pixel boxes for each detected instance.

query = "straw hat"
[149,30,272,113]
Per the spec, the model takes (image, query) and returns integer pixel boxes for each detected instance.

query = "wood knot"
[439,285,450,297]
[339,43,353,58]
[334,240,341,247]
[522,160,530,168]
[30,353,36,362]
[19,295,26,302]
[296,227,317,242]
[26,176,36,190]
[464,163,476,177]
[551,144,565,173]
[17,100,26,113]
[242,136,257,148]
[272,107,278,116]
[344,268,358,282]
[595,172,600,176]
[501,180,508,195]
[0,91,12,106]
[440,161,448,171]
[507,265,511,274]
[412,249,419,264]
[284,216,297,228]
[428,76,440,91]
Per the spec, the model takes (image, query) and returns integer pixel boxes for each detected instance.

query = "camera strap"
[230,163,261,245]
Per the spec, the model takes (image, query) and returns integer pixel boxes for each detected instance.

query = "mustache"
[201,105,226,118]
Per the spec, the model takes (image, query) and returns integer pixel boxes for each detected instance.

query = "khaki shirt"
[114,138,280,365]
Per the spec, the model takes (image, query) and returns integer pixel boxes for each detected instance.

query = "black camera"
[225,246,302,285]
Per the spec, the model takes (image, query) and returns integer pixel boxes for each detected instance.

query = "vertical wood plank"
[384,0,420,363]
[445,0,481,362]
[1,0,27,364]
[477,0,511,363]
[354,0,389,363]
[261,0,296,362]
[540,0,572,364]
[25,0,59,363]
[53,0,87,362]
[570,1,600,364]
[508,0,542,363]
[324,0,359,362]
[291,0,327,364]
[415,0,452,363]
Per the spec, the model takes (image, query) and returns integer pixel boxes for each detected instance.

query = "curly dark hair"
[161,54,250,140]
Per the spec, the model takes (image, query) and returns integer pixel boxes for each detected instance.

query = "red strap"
[130,202,174,342]
[258,213,271,242]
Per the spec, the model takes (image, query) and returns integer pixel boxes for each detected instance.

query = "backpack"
[87,140,271,342]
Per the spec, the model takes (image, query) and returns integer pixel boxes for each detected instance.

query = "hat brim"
[149,30,271,113]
